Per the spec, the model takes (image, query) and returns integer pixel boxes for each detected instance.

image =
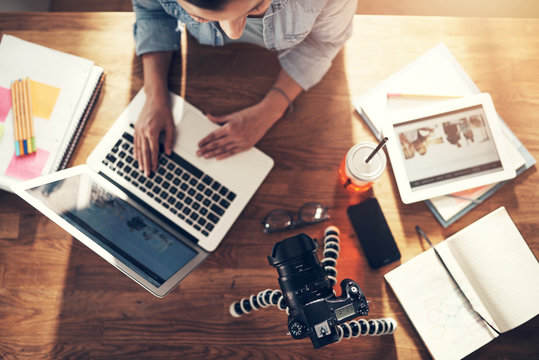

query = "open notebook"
[0,35,104,192]
[385,207,539,360]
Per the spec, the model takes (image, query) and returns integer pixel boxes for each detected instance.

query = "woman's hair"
[184,0,232,11]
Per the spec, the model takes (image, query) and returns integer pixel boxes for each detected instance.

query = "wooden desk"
[0,12,537,359]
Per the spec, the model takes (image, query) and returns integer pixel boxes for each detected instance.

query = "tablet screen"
[394,105,502,190]
[25,173,197,287]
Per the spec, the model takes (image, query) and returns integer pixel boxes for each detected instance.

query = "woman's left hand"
[197,101,283,160]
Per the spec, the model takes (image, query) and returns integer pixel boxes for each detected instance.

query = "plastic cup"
[338,142,387,193]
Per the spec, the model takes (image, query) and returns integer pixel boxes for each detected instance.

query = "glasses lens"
[298,202,327,223]
[264,210,293,232]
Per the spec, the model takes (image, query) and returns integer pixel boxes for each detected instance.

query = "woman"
[132,0,356,175]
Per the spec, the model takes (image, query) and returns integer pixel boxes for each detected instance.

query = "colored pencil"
[16,79,29,155]
[10,80,21,156]
[386,93,462,100]
[22,78,36,153]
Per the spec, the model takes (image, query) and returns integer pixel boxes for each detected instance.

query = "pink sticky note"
[5,148,50,180]
[0,86,11,123]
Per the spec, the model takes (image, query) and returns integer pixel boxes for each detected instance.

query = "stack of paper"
[353,43,535,227]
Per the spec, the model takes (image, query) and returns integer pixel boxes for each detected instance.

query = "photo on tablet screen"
[394,104,502,191]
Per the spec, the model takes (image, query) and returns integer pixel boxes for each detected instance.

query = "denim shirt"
[132,0,356,90]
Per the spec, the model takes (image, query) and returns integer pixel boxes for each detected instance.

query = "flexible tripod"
[229,226,397,343]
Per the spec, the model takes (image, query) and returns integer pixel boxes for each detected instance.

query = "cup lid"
[346,142,387,182]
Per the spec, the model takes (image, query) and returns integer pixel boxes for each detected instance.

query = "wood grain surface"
[0,13,538,360]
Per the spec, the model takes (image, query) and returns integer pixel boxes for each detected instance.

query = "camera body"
[268,233,369,348]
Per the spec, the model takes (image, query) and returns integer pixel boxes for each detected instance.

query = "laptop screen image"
[26,172,198,288]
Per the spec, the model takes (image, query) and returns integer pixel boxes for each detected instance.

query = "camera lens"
[267,233,333,312]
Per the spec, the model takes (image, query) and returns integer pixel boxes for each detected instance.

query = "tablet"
[383,93,515,204]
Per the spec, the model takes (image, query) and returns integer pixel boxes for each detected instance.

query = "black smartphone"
[347,198,401,269]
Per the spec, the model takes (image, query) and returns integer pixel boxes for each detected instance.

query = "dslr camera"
[268,233,369,348]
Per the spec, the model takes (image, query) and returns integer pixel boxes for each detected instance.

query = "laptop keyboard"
[101,131,237,237]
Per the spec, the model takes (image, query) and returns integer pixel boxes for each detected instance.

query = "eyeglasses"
[262,202,330,233]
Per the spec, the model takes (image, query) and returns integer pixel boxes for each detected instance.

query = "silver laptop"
[12,89,274,297]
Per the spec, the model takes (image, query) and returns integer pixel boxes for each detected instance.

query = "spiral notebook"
[0,34,105,192]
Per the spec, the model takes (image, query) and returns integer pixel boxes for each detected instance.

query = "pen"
[414,225,500,335]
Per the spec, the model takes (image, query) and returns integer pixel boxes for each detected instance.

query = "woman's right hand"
[133,93,175,176]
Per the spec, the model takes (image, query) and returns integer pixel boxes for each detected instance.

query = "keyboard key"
[155,176,163,184]
[211,181,221,191]
[170,208,177,214]
[170,187,178,195]
[119,151,126,158]
[190,212,199,221]
[180,183,188,191]
[160,192,168,200]
[106,154,117,163]
[197,217,207,226]
[188,188,196,196]
[163,203,169,209]
[162,181,170,190]
[200,207,208,216]
[157,167,166,175]
[175,202,183,211]
[167,197,176,205]
[177,192,185,200]
[202,175,213,185]
[202,230,209,236]
[182,173,190,181]
[185,197,193,205]
[192,202,200,211]
[220,199,230,209]
[219,186,228,196]
[173,178,181,186]
[205,222,215,231]
[159,157,167,165]
[174,168,183,176]
[212,194,221,203]
[122,132,133,142]
[152,186,161,195]
[189,178,197,186]
[182,207,191,215]
[117,160,124,169]
[211,204,225,216]
[204,188,213,197]
[126,156,134,164]
[202,199,211,207]
[167,163,174,171]
[155,197,162,204]
[196,183,205,192]
[147,192,154,198]
[186,219,193,225]
[170,152,203,179]
[146,180,154,189]
[133,160,139,169]
[194,224,201,231]
[138,177,146,186]
[165,172,173,181]
[122,142,129,150]
[140,187,147,193]
[124,167,131,175]
[195,193,203,202]
[208,213,220,224]
[178,213,185,220]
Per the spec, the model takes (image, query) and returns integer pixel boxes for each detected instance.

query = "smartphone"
[347,198,401,269]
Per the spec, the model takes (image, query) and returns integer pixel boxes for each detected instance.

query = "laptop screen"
[25,173,197,287]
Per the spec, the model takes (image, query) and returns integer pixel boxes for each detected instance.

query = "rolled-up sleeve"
[132,0,181,55]
[278,0,356,90]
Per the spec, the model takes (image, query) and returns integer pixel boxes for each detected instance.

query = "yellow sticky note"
[29,80,61,120]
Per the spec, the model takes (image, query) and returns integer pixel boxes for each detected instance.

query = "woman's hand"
[134,94,175,176]
[197,101,283,160]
